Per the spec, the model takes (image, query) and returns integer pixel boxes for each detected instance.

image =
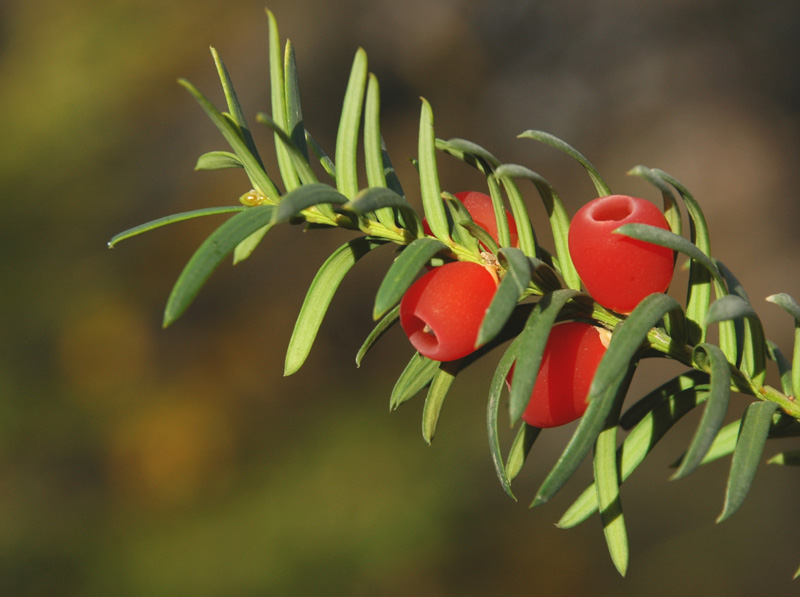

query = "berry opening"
[408,317,439,353]
[591,195,634,222]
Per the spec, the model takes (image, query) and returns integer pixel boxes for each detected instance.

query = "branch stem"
[646,325,800,420]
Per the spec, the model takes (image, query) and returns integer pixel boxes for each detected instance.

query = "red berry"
[423,191,519,248]
[454,191,519,248]
[509,322,610,428]
[400,261,498,361]
[568,195,674,313]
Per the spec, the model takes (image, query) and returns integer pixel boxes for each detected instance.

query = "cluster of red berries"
[400,192,674,428]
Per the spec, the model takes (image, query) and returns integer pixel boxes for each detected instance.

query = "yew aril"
[454,191,519,248]
[568,194,674,313]
[423,191,519,248]
[400,261,498,361]
[509,321,611,428]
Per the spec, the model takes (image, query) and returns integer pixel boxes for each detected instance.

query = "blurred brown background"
[2,0,800,594]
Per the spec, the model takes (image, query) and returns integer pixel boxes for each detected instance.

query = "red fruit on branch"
[423,191,519,248]
[509,321,611,428]
[568,195,674,313]
[454,191,519,248]
[400,261,498,361]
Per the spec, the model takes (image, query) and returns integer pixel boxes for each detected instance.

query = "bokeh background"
[2,0,800,594]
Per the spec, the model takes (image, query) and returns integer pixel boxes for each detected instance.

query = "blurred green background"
[2,0,800,594]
